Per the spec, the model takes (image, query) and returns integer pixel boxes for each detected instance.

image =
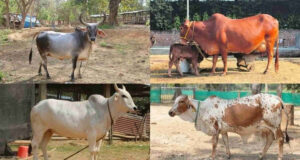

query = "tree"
[16,0,35,29]
[108,0,121,25]
[3,0,10,28]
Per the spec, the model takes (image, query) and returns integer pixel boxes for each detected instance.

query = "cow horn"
[122,85,126,91]
[114,84,120,92]
[79,13,88,26]
[97,12,106,26]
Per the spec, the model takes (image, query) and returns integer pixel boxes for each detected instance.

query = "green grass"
[0,71,5,81]
[114,44,130,54]
[0,29,12,44]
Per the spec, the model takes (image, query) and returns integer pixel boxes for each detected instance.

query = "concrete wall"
[0,84,35,155]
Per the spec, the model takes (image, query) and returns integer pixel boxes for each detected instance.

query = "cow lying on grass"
[169,94,289,160]
[168,43,204,77]
[30,84,137,160]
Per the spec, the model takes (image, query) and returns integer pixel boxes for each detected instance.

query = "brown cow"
[168,43,204,77]
[180,13,279,75]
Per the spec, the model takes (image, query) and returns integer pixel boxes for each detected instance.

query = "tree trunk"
[16,0,35,29]
[172,84,182,100]
[108,0,121,25]
[4,0,10,29]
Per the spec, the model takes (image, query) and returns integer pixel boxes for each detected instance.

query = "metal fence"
[112,113,150,140]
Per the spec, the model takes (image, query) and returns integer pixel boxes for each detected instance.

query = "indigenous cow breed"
[30,84,137,160]
[169,94,289,160]
[234,54,258,71]
[29,13,106,81]
[180,13,279,75]
[168,43,204,77]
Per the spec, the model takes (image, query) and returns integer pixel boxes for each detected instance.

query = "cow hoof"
[226,154,231,159]
[38,73,42,76]
[263,70,268,74]
[221,72,227,76]
[46,76,51,79]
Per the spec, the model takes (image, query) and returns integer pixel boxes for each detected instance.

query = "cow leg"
[221,52,228,76]
[211,133,219,160]
[31,128,47,160]
[276,129,284,160]
[94,140,102,160]
[41,55,50,79]
[222,133,231,159]
[78,61,83,79]
[211,55,218,74]
[71,55,78,81]
[168,59,174,77]
[263,40,275,74]
[192,59,199,76]
[40,130,53,160]
[175,60,183,76]
[88,133,97,160]
[259,130,274,160]
[38,62,42,76]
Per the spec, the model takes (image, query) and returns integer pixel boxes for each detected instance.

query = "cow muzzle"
[169,111,175,117]
[90,37,96,42]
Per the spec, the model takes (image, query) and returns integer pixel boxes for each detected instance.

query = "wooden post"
[104,84,112,144]
[39,83,47,101]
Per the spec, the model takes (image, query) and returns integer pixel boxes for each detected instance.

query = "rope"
[63,99,113,160]
[194,100,200,128]
[189,41,222,62]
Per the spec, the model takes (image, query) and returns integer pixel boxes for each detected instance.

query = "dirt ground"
[150,104,300,160]
[150,55,300,84]
[0,139,149,160]
[0,25,149,83]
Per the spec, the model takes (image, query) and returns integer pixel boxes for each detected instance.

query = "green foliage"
[192,13,201,21]
[150,0,173,30]
[150,0,300,31]
[0,71,4,81]
[98,24,114,29]
[173,16,180,30]
[202,11,209,21]
[120,0,143,12]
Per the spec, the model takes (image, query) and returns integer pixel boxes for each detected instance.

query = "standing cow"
[180,13,279,75]
[30,84,137,160]
[169,94,289,160]
[29,13,106,81]
[168,43,204,77]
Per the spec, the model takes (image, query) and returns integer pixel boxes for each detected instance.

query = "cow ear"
[77,27,86,32]
[97,30,106,37]
[114,93,119,101]
[189,104,196,112]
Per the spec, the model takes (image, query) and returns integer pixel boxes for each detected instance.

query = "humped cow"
[30,84,137,160]
[168,93,289,160]
[180,13,279,75]
[29,12,106,81]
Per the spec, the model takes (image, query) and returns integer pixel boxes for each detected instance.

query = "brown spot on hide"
[276,128,283,140]
[209,95,217,99]
[271,103,282,113]
[214,104,218,108]
[222,104,263,127]
[177,96,189,113]
[263,119,274,128]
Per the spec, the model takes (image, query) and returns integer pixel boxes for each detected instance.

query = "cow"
[234,54,258,71]
[180,13,279,75]
[168,93,289,160]
[168,43,204,77]
[30,84,137,160]
[150,34,156,47]
[28,12,106,81]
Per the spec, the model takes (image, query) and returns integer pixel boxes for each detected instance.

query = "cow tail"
[281,102,290,145]
[29,32,39,64]
[275,35,279,72]
[169,45,174,61]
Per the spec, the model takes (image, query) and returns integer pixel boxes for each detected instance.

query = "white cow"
[169,94,289,160]
[30,84,137,160]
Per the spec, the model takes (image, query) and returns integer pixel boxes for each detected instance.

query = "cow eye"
[122,95,127,98]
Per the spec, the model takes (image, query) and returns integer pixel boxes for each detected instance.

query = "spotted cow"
[169,93,289,160]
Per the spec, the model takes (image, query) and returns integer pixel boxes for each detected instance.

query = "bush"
[203,12,209,21]
[173,16,181,30]
[192,13,201,21]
